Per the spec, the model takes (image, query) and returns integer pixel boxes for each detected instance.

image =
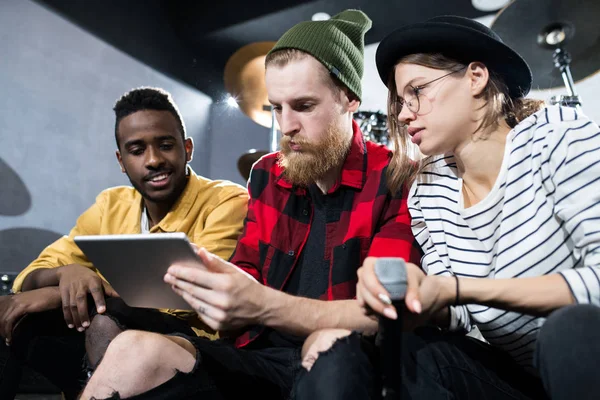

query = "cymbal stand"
[537,22,583,113]
[550,47,583,113]
[263,104,278,152]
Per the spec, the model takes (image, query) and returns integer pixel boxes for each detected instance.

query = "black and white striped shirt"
[409,106,600,368]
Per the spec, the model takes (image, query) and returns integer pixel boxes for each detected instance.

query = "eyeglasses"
[395,67,467,115]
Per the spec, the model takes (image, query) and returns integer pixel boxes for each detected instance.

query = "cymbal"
[492,0,600,90]
[237,149,270,181]
[224,42,276,128]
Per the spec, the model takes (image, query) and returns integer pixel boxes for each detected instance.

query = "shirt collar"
[149,166,198,232]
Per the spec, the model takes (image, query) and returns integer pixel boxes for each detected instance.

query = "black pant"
[295,304,600,400]
[0,308,86,400]
[0,297,197,399]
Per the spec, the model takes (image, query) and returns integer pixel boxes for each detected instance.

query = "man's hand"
[56,264,118,331]
[0,287,62,345]
[164,247,265,331]
[356,257,453,331]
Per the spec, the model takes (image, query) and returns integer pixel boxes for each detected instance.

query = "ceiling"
[35,0,491,99]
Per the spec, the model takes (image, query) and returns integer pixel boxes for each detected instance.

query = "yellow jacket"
[13,169,248,337]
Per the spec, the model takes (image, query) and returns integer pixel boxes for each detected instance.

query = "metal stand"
[549,48,583,113]
[263,104,278,152]
[538,22,583,113]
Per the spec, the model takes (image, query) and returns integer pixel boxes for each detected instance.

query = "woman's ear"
[466,62,489,97]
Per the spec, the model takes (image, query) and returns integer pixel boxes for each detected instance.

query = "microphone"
[374,258,408,400]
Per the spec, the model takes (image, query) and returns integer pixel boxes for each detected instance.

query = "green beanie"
[268,9,372,101]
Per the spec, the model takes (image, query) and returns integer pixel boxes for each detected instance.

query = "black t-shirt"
[263,184,341,348]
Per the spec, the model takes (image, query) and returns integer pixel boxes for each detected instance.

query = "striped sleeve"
[408,182,472,332]
[543,108,600,305]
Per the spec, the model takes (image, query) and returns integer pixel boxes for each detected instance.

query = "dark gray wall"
[0,0,212,273]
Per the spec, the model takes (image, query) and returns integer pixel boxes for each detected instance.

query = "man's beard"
[277,123,351,187]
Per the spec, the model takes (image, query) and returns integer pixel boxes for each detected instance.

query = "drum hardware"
[223,42,278,181]
[492,0,600,112]
[538,22,582,112]
[354,110,390,147]
[0,273,17,296]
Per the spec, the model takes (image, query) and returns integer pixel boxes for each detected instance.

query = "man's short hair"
[113,87,186,147]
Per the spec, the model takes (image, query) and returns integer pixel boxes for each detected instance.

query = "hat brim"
[375,22,532,99]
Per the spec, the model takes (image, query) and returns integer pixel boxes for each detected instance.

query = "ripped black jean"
[91,332,302,400]
[294,305,600,400]
[0,296,197,399]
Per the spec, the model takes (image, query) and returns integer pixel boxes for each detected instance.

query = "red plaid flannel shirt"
[230,121,422,347]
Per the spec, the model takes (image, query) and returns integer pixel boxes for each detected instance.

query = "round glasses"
[395,67,467,116]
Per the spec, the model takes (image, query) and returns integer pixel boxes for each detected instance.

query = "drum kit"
[224,0,599,180]
[491,0,599,113]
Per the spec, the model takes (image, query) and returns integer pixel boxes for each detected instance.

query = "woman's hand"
[356,257,454,330]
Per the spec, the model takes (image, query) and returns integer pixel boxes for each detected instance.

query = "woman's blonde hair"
[386,53,545,195]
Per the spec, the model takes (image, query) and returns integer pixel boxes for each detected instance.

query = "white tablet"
[74,232,200,310]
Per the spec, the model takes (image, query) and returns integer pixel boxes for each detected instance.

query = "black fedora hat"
[375,15,532,99]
